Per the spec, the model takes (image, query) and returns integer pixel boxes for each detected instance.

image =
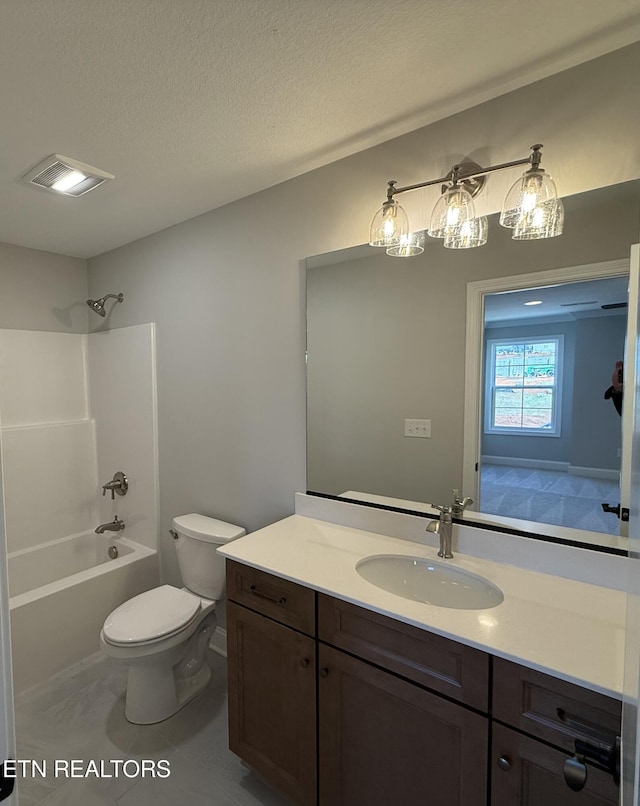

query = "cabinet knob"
[497,756,511,772]
[319,667,329,678]
[300,658,310,668]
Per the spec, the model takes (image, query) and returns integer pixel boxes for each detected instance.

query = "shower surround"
[0,324,160,692]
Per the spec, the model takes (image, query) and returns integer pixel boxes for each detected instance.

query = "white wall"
[88,324,159,552]
[87,45,640,586]
[0,324,159,563]
[0,331,98,554]
[0,239,90,552]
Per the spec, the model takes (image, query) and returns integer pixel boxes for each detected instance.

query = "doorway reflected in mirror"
[478,278,627,536]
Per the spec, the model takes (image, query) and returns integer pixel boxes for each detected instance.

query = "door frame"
[463,258,631,508]
[0,443,16,804]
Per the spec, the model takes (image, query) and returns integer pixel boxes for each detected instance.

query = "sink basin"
[356,554,504,610]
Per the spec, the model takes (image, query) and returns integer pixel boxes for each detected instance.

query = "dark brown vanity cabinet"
[491,724,620,805]
[226,560,622,806]
[317,643,487,805]
[490,659,621,805]
[226,562,317,806]
[316,594,489,806]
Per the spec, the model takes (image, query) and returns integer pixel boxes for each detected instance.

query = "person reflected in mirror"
[604,360,623,416]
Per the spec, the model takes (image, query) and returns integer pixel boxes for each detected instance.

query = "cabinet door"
[318,644,487,806]
[227,602,317,806]
[491,723,619,805]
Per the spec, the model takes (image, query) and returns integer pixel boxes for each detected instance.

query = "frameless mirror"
[306,181,640,553]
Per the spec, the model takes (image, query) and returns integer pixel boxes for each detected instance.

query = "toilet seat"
[103,585,200,646]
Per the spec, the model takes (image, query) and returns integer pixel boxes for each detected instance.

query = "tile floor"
[14,650,291,806]
[480,463,621,534]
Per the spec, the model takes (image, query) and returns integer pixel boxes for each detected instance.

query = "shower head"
[86,293,124,317]
[87,299,106,317]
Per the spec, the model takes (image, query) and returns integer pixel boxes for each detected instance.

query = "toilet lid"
[103,585,200,644]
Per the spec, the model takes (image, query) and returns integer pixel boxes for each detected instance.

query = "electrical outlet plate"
[404,419,431,438]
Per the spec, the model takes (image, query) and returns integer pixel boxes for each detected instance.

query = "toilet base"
[111,609,218,725]
[125,656,212,725]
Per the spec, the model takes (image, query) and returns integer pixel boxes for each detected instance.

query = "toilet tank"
[172,513,245,600]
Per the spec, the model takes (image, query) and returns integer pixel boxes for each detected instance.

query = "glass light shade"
[386,230,425,257]
[512,198,564,240]
[500,169,559,229]
[443,216,488,249]
[369,200,410,247]
[428,186,476,238]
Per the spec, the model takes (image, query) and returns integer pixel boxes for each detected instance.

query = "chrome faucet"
[426,505,453,559]
[451,489,473,516]
[95,516,125,534]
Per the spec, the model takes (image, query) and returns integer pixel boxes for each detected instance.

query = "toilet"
[100,513,245,724]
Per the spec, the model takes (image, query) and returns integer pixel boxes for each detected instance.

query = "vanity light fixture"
[369,144,564,254]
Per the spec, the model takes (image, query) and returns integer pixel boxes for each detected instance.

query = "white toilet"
[100,513,245,724]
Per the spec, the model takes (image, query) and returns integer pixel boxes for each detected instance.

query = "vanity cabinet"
[317,643,487,805]
[225,560,621,806]
[316,591,489,804]
[490,658,621,805]
[226,562,317,806]
[491,723,619,805]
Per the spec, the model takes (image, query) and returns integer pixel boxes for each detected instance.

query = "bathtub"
[9,532,158,693]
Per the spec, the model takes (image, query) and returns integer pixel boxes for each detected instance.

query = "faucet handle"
[101,472,128,500]
[451,490,473,515]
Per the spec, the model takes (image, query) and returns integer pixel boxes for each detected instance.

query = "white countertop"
[218,514,626,699]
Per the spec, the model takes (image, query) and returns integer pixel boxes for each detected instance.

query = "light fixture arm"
[384,144,544,200]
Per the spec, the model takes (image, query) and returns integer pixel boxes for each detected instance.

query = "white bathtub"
[9,532,158,692]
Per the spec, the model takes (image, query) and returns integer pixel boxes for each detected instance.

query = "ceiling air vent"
[21,154,114,197]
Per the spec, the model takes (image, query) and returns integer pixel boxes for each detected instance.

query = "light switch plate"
[404,419,431,438]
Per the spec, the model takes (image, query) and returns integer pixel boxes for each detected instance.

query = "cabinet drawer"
[318,593,489,711]
[492,658,621,754]
[491,722,619,805]
[226,560,316,636]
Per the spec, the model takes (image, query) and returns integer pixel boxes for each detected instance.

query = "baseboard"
[481,455,619,482]
[481,455,569,473]
[568,466,620,481]
[209,626,227,657]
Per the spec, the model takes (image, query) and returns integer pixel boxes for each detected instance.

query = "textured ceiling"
[0,0,639,258]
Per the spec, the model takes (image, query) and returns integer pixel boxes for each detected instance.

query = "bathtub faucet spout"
[95,517,125,534]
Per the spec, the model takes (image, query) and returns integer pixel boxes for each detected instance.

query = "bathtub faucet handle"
[101,471,128,500]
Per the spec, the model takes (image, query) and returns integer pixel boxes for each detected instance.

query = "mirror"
[306,180,640,552]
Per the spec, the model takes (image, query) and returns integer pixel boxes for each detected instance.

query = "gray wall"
[87,45,640,586]
[0,242,87,333]
[571,315,626,470]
